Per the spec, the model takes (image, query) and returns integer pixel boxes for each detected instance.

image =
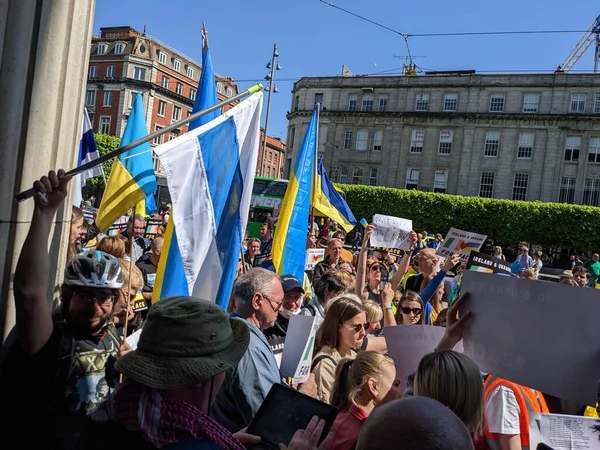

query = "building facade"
[257,130,286,178]
[286,72,600,206]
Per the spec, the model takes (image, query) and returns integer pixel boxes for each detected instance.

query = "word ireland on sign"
[466,251,511,276]
[436,227,487,262]
[370,214,413,250]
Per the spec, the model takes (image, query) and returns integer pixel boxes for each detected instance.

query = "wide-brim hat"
[116,296,249,390]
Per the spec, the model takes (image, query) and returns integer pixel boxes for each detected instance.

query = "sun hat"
[115,296,249,390]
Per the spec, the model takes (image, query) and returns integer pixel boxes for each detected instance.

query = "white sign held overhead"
[370,214,413,250]
[436,227,487,262]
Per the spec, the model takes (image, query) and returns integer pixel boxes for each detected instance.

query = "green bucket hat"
[115,296,249,390]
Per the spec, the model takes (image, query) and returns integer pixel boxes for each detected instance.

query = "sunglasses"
[401,307,422,315]
[74,291,115,306]
[342,323,369,333]
[370,265,383,272]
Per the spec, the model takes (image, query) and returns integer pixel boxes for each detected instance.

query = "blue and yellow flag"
[96,93,157,231]
[313,158,357,232]
[272,106,318,280]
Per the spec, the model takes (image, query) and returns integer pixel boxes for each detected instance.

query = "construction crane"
[557,15,600,72]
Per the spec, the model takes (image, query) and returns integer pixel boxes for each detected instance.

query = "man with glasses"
[122,213,150,262]
[1,169,128,449]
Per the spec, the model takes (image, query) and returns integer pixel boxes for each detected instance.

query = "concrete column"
[0,0,96,340]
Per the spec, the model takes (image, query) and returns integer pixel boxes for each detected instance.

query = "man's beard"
[67,309,112,337]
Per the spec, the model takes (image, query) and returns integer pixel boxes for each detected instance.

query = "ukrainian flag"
[95,93,157,232]
[272,106,318,281]
[313,158,357,232]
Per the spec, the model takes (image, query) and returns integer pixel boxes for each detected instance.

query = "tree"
[83,134,120,200]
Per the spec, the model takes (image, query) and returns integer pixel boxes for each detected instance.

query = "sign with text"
[145,219,164,238]
[436,227,487,262]
[461,270,600,405]
[131,291,148,312]
[305,249,325,271]
[539,413,600,450]
[280,315,318,384]
[370,214,413,250]
[107,215,129,236]
[268,337,285,369]
[466,251,511,276]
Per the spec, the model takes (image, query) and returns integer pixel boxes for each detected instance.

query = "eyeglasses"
[342,323,369,333]
[370,265,382,272]
[263,294,283,312]
[401,307,422,315]
[74,291,115,306]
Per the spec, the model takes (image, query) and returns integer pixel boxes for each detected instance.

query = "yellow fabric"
[135,199,146,218]
[312,173,355,233]
[96,160,147,232]
[303,272,313,299]
[152,214,177,304]
[402,269,418,292]
[584,404,599,418]
[272,173,300,274]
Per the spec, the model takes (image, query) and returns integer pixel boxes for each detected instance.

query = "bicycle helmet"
[65,250,124,289]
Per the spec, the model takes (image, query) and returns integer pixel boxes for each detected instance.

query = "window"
[268,152,272,162]
[314,93,323,105]
[266,167,271,178]
[583,179,600,206]
[153,125,164,145]
[356,129,369,151]
[329,166,340,183]
[570,94,586,113]
[169,132,178,142]
[348,94,357,111]
[489,94,505,112]
[378,95,388,111]
[161,76,169,89]
[434,169,448,193]
[564,136,581,162]
[410,130,424,153]
[187,67,194,78]
[406,168,420,189]
[96,43,107,55]
[114,43,125,54]
[173,59,181,72]
[134,67,146,80]
[157,100,167,117]
[373,130,383,151]
[512,174,529,201]
[85,90,96,107]
[352,167,364,184]
[344,130,352,150]
[479,172,495,198]
[443,93,458,111]
[517,133,535,159]
[595,94,600,113]
[226,87,233,97]
[438,130,453,155]
[89,66,97,77]
[189,89,196,101]
[130,91,138,108]
[340,166,348,183]
[175,83,183,95]
[217,82,223,93]
[362,94,373,111]
[415,93,429,111]
[103,91,112,107]
[106,65,115,77]
[289,127,296,150]
[172,105,181,121]
[99,116,111,134]
[294,96,299,111]
[274,153,278,164]
[369,168,378,186]
[158,51,167,65]
[558,177,576,203]
[522,94,539,113]
[588,137,600,163]
[484,131,501,157]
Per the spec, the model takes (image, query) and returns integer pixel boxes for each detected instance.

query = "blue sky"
[94,0,599,139]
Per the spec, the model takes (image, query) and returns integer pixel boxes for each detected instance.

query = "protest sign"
[436,227,487,262]
[280,315,318,384]
[145,218,163,238]
[107,215,129,236]
[539,414,600,450]
[126,329,143,350]
[131,291,148,312]
[372,247,404,257]
[82,207,97,224]
[466,251,511,275]
[370,214,413,250]
[268,337,285,369]
[305,248,325,270]
[461,270,600,405]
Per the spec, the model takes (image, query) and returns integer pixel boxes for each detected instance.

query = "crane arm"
[559,15,600,72]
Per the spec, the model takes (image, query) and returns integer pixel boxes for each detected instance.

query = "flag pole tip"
[248,83,263,94]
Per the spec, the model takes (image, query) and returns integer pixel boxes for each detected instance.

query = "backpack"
[311,354,336,372]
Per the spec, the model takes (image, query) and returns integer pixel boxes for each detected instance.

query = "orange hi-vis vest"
[484,376,549,450]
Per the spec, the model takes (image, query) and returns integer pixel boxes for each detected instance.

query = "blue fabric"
[189,44,219,130]
[161,229,189,298]
[317,158,357,226]
[145,193,157,215]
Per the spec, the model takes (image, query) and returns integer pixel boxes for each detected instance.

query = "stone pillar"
[0,0,96,340]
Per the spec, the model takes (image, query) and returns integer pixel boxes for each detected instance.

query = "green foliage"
[84,134,120,195]
[340,184,600,251]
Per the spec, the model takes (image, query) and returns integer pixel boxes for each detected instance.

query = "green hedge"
[340,184,600,251]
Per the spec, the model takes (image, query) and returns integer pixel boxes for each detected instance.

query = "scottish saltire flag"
[153,28,221,304]
[154,92,263,308]
[95,93,157,231]
[272,106,318,281]
[313,158,357,232]
[72,108,103,207]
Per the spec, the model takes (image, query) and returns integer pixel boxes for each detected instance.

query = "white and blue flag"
[154,92,263,309]
[72,108,104,207]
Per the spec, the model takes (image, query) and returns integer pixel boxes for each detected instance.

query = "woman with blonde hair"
[362,300,383,336]
[96,236,127,260]
[329,352,402,450]
[113,259,144,335]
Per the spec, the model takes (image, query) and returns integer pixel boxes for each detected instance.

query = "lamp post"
[261,43,281,177]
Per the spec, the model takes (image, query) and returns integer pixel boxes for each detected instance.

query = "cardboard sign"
[540,414,600,450]
[145,219,164,238]
[436,227,487,262]
[466,251,511,275]
[280,315,318,384]
[268,337,285,369]
[305,249,325,271]
[461,270,600,405]
[370,214,413,250]
[131,291,148,312]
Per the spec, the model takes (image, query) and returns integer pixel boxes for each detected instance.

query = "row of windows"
[306,91,600,114]
[157,50,195,79]
[156,98,191,122]
[329,166,380,186]
[85,90,115,108]
[558,177,600,206]
[475,172,529,200]
[95,42,125,55]
[257,165,281,178]
[89,65,117,78]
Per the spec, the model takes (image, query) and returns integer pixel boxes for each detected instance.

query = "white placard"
[370,214,413,250]
[436,227,487,262]
[280,315,318,384]
[540,413,600,450]
[305,248,325,271]
[125,328,143,350]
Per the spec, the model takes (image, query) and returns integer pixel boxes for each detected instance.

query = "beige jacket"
[312,346,357,404]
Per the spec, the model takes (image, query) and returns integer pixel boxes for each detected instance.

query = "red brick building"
[257,130,287,179]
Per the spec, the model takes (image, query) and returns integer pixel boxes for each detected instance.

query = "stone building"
[286,72,600,205]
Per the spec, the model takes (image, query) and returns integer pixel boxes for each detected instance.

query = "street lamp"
[261,43,281,178]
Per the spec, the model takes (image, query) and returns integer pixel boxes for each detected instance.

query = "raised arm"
[381,282,397,327]
[389,231,418,292]
[13,170,72,355]
[354,224,374,295]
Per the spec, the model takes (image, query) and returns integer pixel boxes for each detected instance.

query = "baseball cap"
[280,274,304,294]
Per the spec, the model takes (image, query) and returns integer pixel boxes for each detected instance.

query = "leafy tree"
[83,134,120,200]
